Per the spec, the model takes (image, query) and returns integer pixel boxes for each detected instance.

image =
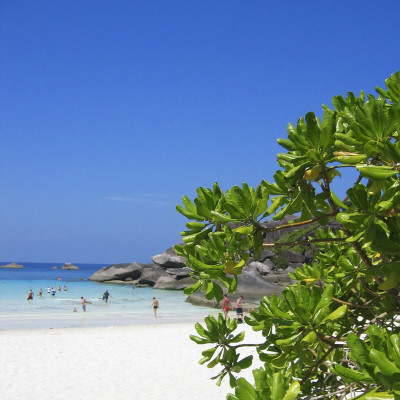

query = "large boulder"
[281,250,305,264]
[165,267,191,279]
[236,269,284,300]
[249,260,275,275]
[264,270,296,286]
[151,246,186,269]
[153,275,196,290]
[89,263,144,282]
[136,264,169,286]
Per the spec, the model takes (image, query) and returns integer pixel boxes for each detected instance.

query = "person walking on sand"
[27,289,34,300]
[150,297,159,318]
[236,296,244,323]
[221,294,232,319]
[81,296,86,312]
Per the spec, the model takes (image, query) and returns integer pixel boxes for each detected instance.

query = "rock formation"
[89,215,335,308]
[0,262,24,269]
[61,263,79,270]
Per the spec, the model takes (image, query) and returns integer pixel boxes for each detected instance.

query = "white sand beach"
[0,322,262,400]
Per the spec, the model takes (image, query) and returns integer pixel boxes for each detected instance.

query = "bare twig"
[309,383,356,400]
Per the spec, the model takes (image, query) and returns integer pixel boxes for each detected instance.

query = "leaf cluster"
[176,71,400,399]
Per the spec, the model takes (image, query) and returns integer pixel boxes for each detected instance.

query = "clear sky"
[1,1,399,264]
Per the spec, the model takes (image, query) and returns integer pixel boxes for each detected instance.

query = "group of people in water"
[27,285,68,299]
[27,286,243,321]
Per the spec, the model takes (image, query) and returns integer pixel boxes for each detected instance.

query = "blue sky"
[1,1,399,264]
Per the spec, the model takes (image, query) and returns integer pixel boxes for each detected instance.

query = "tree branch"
[309,383,356,400]
[263,237,346,248]
[258,212,338,233]
[331,296,373,309]
[301,346,335,384]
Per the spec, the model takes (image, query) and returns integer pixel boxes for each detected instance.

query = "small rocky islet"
[89,215,336,308]
[0,262,24,269]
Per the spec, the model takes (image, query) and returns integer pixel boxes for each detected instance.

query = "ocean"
[0,262,216,331]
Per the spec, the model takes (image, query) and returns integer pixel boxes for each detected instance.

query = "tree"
[175,71,400,399]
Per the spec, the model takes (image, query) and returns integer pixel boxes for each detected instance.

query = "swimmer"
[150,297,159,318]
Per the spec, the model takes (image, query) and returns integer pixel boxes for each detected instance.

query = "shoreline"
[1,320,262,400]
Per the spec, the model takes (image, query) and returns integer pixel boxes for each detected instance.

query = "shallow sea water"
[0,262,217,330]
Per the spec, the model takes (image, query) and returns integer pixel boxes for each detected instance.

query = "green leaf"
[321,305,347,322]
[331,364,371,382]
[271,371,285,400]
[235,378,257,400]
[314,284,334,314]
[282,381,301,400]
[237,355,253,370]
[369,348,400,376]
[356,165,398,180]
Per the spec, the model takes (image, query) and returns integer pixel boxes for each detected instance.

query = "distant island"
[61,263,79,270]
[0,262,24,269]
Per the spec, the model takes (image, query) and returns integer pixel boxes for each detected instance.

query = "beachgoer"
[51,288,56,296]
[103,290,111,303]
[57,285,61,291]
[63,285,67,291]
[37,288,43,297]
[150,297,159,318]
[221,294,232,319]
[81,296,86,312]
[73,307,77,312]
[27,289,34,300]
[46,287,51,293]
[236,296,244,323]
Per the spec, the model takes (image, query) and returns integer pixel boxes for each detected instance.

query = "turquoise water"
[0,262,217,330]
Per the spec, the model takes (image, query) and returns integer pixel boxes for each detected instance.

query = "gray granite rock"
[89,262,144,282]
[137,264,169,286]
[165,267,191,279]
[281,250,305,263]
[250,260,275,275]
[152,251,187,269]
[153,275,196,290]
[264,271,296,286]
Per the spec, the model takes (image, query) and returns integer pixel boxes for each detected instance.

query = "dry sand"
[0,321,262,400]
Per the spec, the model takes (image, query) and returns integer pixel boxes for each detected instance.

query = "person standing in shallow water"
[81,296,86,312]
[221,294,232,319]
[103,290,111,303]
[150,297,159,318]
[27,289,34,300]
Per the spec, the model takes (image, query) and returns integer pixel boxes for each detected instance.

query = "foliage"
[272,222,319,269]
[175,71,400,399]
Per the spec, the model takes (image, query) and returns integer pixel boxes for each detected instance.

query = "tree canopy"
[175,71,400,399]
